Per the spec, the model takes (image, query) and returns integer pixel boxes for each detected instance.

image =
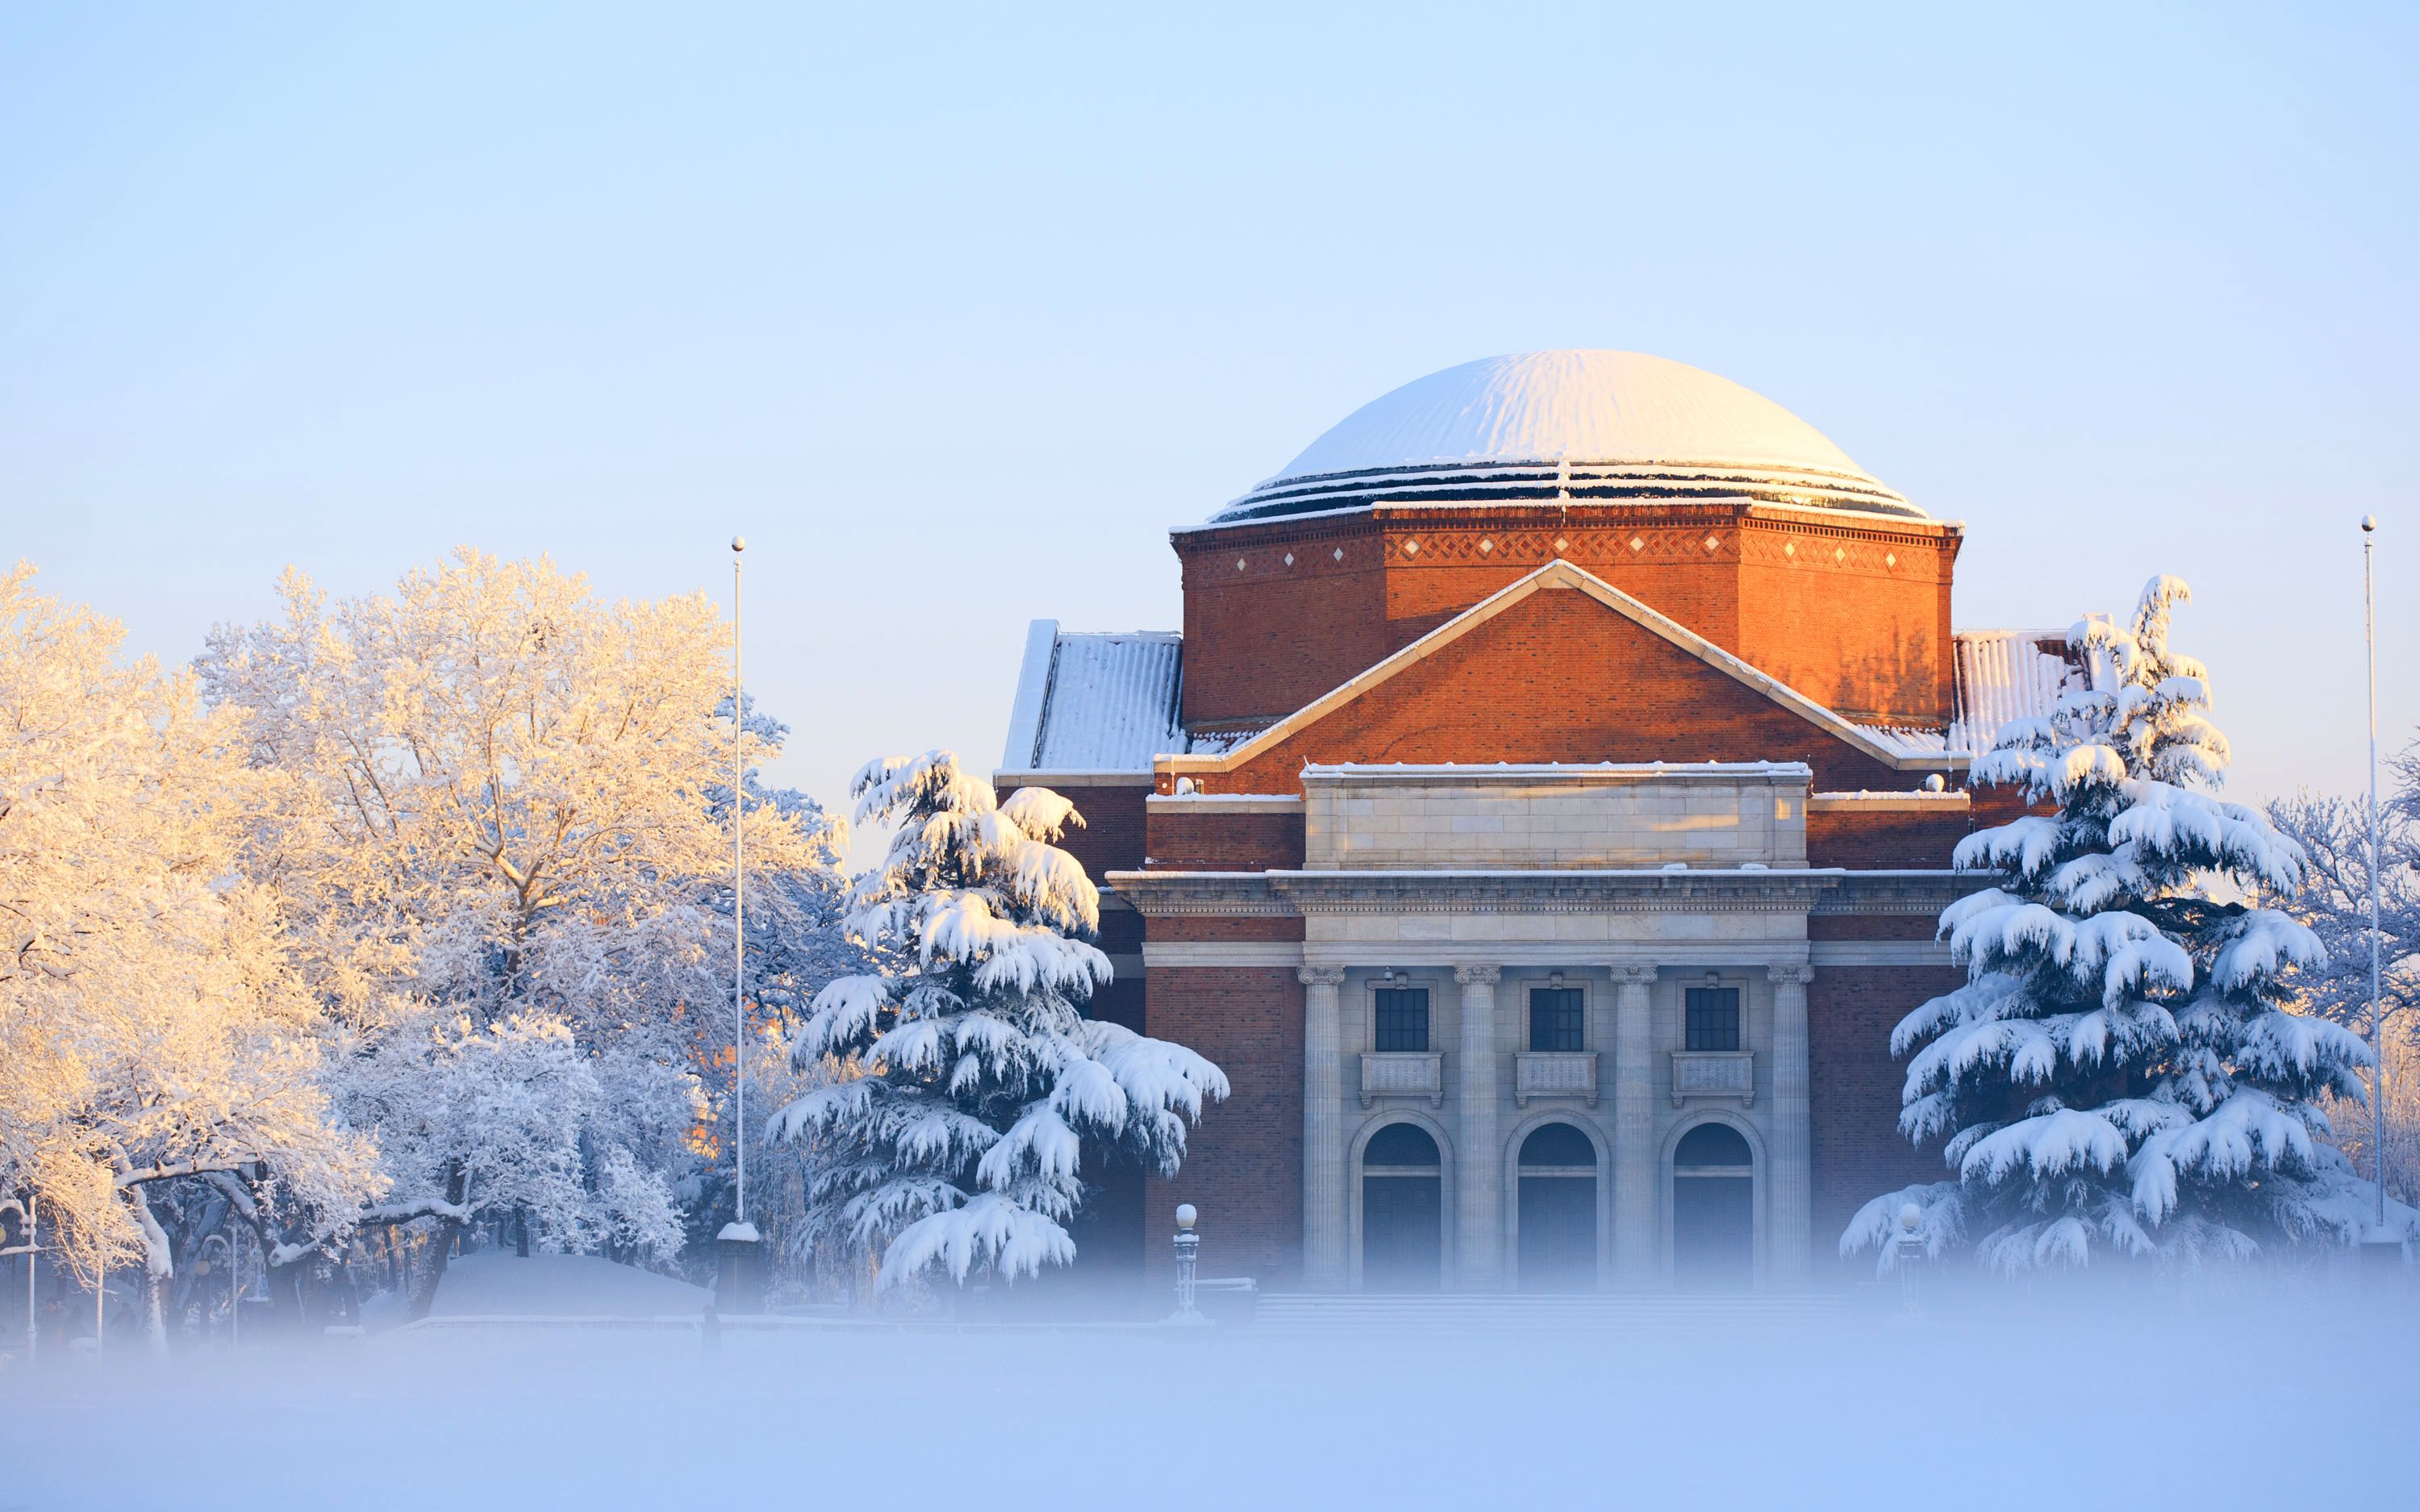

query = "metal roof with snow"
[1000,618,2093,780]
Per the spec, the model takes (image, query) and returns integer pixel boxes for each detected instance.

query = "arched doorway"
[1360,1123,1442,1292]
[1516,1122,1597,1292]
[1671,1122,1754,1289]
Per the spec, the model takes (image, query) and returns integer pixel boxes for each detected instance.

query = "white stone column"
[1611,964,1660,1285]
[1767,963,1816,1287]
[1299,965,1349,1289]
[1454,963,1503,1289]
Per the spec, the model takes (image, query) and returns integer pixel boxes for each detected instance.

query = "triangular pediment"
[1160,560,1955,785]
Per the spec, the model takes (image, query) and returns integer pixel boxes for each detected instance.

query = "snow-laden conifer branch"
[1847,574,2410,1275]
[774,751,1227,1289]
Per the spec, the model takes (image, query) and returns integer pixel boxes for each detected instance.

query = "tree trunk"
[125,1186,174,1355]
[515,1206,530,1258]
[404,1160,471,1322]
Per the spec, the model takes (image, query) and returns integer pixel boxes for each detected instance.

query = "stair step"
[1245,1292,1848,1334]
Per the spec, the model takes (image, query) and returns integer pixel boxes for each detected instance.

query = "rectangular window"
[1684,986,1741,1052]
[1528,988,1585,1052]
[1374,988,1430,1052]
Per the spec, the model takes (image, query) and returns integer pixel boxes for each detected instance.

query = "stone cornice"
[1111,868,1853,917]
[1811,870,1999,916]
[1275,870,1842,915]
[1106,872,1291,917]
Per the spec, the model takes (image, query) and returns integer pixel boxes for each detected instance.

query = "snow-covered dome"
[1212,350,1920,523]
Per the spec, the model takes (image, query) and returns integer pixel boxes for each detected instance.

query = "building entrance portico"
[1283,761,1823,1293]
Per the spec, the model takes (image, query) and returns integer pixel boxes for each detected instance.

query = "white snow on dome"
[1283,351,1867,477]
[1209,350,1919,524]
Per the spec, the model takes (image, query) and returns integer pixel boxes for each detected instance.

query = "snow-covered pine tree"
[773,751,1228,1288]
[1845,577,2385,1272]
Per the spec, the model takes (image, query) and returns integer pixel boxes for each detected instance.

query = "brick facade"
[1809,964,1960,1257]
[1208,587,1919,795]
[1177,502,1959,730]
[1141,966,1306,1285]
[1143,806,1307,871]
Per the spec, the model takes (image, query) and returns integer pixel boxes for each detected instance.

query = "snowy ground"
[359,1248,714,1323]
[3,1277,2414,1510]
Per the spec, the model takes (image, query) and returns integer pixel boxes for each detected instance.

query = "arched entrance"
[1671,1121,1754,1289]
[1360,1123,1442,1292]
[1515,1122,1597,1292]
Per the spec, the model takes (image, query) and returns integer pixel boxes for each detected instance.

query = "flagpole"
[2363,514,2385,1230]
[732,534,747,1229]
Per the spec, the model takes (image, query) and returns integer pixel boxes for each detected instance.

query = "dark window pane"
[1518,1122,1596,1167]
[1684,987,1740,1052]
[1675,1122,1753,1168]
[1375,988,1429,1052]
[1528,987,1585,1052]
[1365,1122,1441,1167]
[1362,1173,1442,1291]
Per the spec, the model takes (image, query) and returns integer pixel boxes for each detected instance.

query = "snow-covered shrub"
[774,752,1228,1289]
[1846,577,2396,1273]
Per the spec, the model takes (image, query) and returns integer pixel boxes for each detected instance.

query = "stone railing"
[1513,1051,1598,1107]
[1358,1052,1445,1107]
[1671,1050,1755,1106]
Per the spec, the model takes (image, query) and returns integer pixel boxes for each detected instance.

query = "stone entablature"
[1300,761,1810,871]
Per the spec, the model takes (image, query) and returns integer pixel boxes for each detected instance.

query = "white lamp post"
[1894,1202,1925,1318]
[1164,1205,1208,1326]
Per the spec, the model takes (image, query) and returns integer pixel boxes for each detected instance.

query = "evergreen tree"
[774,752,1227,1287]
[1846,577,2385,1271]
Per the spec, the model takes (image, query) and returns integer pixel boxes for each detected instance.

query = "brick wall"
[1180,518,1391,725]
[1141,965,1304,1286]
[1808,806,1976,868]
[1809,964,1959,1266]
[1175,502,1959,728]
[1029,781,1148,880]
[1136,914,1307,943]
[1143,807,1307,871]
[1809,913,1941,942]
[1212,586,1919,794]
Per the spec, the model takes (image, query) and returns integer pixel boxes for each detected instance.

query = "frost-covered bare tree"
[200,551,841,1314]
[774,752,1226,1290]
[0,566,378,1347]
[2267,735,2420,1202]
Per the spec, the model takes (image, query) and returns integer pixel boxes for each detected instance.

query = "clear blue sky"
[6,2,2414,845]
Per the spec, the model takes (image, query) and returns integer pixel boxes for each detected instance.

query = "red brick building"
[996,352,2080,1291]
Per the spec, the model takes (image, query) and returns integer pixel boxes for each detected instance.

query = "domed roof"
[1212,350,1919,524]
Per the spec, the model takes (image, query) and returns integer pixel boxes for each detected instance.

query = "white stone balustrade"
[1358,1051,1445,1107]
[1670,1049,1755,1106]
[1512,1051,1599,1106]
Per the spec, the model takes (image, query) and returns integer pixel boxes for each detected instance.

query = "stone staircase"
[1247,1290,1851,1335]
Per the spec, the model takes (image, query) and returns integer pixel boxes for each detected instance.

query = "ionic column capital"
[1452,963,1501,986]
[1298,965,1348,988]
[1611,964,1661,987]
[1766,963,1816,987]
